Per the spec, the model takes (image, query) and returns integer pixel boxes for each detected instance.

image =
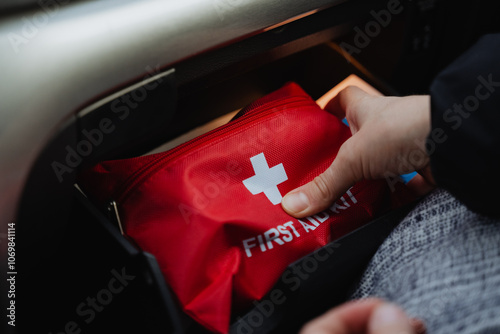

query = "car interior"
[1,0,499,333]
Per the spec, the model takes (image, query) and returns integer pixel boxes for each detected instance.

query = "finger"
[282,143,357,218]
[300,298,384,334]
[417,165,436,186]
[324,86,370,120]
[406,174,435,198]
[369,303,416,334]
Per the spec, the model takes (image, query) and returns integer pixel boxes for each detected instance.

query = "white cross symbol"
[242,152,288,205]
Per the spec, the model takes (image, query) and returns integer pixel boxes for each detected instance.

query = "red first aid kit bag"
[79,82,414,333]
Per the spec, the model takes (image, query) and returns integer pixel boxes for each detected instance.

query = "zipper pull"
[107,200,125,236]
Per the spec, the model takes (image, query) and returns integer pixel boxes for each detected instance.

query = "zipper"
[107,201,125,236]
[113,96,313,204]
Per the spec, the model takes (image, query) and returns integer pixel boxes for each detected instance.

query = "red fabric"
[79,82,414,333]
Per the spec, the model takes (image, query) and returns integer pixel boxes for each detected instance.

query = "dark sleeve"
[429,33,500,218]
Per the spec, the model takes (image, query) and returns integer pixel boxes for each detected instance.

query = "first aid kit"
[79,81,414,333]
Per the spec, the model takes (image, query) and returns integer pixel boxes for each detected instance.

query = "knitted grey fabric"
[351,188,500,333]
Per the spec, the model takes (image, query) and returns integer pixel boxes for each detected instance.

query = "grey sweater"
[351,189,500,333]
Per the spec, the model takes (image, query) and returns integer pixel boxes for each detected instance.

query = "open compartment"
[19,43,416,334]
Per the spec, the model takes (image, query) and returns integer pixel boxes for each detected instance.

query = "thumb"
[281,143,357,218]
[369,303,416,334]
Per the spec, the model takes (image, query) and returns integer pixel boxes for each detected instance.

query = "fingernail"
[370,303,408,331]
[282,191,309,213]
[409,317,427,334]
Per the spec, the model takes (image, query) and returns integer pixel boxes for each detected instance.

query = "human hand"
[300,298,425,334]
[282,86,435,218]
